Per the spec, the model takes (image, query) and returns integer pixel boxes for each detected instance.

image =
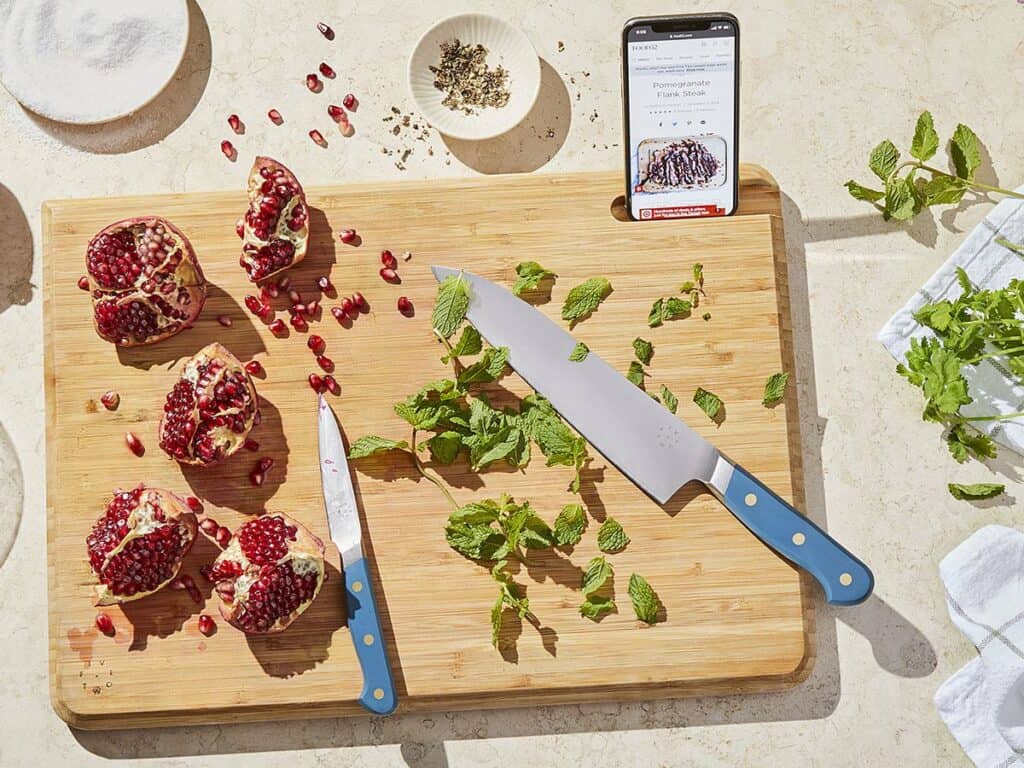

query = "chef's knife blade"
[430,267,873,605]
[318,396,398,714]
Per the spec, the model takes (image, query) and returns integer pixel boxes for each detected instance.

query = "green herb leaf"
[457,346,509,386]
[442,325,483,363]
[869,139,900,181]
[910,111,939,162]
[948,482,1004,501]
[845,180,886,202]
[626,361,647,389]
[597,517,630,553]
[679,280,695,293]
[996,237,1024,257]
[426,431,463,465]
[693,262,704,289]
[552,503,586,546]
[693,387,723,421]
[627,573,661,624]
[569,342,589,362]
[884,176,917,221]
[581,556,612,596]
[632,337,654,365]
[347,435,410,458]
[513,261,557,296]
[561,277,612,324]
[394,379,467,431]
[647,298,665,328]
[432,273,470,339]
[445,522,505,561]
[579,594,615,620]
[660,385,678,413]
[762,372,790,406]
[947,424,997,464]
[648,296,692,327]
[491,561,532,647]
[923,175,968,206]
[950,123,981,180]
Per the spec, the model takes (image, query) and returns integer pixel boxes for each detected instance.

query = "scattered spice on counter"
[381,107,450,169]
[429,39,510,114]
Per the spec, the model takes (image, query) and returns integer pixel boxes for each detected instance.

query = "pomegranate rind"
[240,156,309,283]
[86,216,207,347]
[210,513,326,634]
[89,487,198,606]
[158,342,260,466]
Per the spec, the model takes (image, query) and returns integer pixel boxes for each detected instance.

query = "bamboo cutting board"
[44,167,812,730]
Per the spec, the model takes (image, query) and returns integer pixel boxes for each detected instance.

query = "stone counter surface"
[1,1,1022,765]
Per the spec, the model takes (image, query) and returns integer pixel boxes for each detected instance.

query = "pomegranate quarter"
[158,342,260,466]
[85,217,207,346]
[87,487,198,605]
[239,156,309,283]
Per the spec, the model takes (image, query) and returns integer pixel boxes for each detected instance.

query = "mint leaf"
[394,379,467,430]
[626,361,647,389]
[948,482,1004,500]
[569,342,589,362]
[660,385,678,413]
[996,237,1024,257]
[581,555,612,596]
[869,139,900,181]
[449,499,501,525]
[648,296,692,327]
[579,594,615,620]
[922,175,967,206]
[648,298,665,327]
[910,111,939,162]
[845,180,885,202]
[445,522,505,561]
[597,517,630,553]
[442,325,482,363]
[426,431,463,465]
[693,387,723,421]
[552,503,586,546]
[562,277,612,324]
[627,573,661,624]
[633,337,653,365]
[432,273,470,339]
[884,176,916,221]
[950,123,981,180]
[348,435,409,458]
[491,561,531,647]
[457,346,509,386]
[762,372,790,407]
[513,261,557,296]
[692,262,704,292]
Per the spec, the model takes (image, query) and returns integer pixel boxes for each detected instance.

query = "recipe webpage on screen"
[627,23,736,219]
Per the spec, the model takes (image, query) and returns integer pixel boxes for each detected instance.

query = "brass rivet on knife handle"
[363,634,375,646]
[351,581,363,592]
[373,688,385,700]
[744,493,757,507]
[791,533,806,546]
[839,573,853,586]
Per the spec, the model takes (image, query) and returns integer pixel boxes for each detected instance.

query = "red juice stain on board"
[67,626,98,665]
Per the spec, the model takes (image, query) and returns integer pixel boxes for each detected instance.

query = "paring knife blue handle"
[345,557,397,714]
[721,465,874,605]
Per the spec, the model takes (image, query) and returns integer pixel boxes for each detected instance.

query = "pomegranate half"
[239,156,309,283]
[87,486,198,605]
[207,513,325,634]
[158,342,260,466]
[86,217,207,346]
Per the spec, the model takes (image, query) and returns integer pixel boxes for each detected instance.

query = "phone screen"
[624,18,738,220]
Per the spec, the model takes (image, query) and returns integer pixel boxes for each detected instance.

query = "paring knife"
[431,267,874,606]
[317,395,398,714]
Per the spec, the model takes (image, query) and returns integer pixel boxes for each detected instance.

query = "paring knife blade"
[317,395,398,714]
[430,267,874,606]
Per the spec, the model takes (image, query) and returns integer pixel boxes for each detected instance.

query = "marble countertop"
[2,1,1022,765]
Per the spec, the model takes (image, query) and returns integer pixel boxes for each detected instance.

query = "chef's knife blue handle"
[721,465,873,605]
[345,557,397,714]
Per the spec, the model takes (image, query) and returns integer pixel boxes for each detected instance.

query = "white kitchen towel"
[935,525,1024,766]
[878,187,1024,455]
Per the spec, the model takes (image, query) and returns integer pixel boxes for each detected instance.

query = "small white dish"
[0,0,189,125]
[408,13,540,141]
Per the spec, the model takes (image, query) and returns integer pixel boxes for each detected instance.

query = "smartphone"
[622,14,740,220]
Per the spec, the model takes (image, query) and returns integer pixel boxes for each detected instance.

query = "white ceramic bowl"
[408,13,540,141]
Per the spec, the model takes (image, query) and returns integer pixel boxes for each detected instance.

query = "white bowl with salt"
[0,0,189,125]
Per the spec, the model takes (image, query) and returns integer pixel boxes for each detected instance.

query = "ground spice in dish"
[429,39,510,115]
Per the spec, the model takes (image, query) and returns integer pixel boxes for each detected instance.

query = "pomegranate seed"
[307,299,319,315]
[268,108,283,124]
[403,251,413,261]
[339,229,357,244]
[397,296,412,314]
[331,306,346,322]
[243,438,260,451]
[100,390,120,410]
[235,218,245,238]
[249,469,264,487]
[317,21,335,39]
[269,319,287,335]
[342,93,357,111]
[292,303,308,316]
[306,73,322,92]
[244,295,262,315]
[258,457,275,473]
[317,276,334,293]
[227,114,243,133]
[352,291,367,310]
[199,564,214,582]
[95,613,115,636]
[77,275,90,290]
[182,574,202,604]
[220,140,236,160]
[217,314,232,327]
[308,373,324,392]
[309,129,326,146]
[198,614,216,636]
[245,360,264,376]
[125,432,144,457]
[170,577,188,590]
[341,296,355,316]
[323,374,340,395]
[316,355,334,372]
[290,314,308,331]
[307,334,326,354]
[277,275,291,291]
[328,104,345,121]
[380,249,397,269]
[380,267,399,283]
[263,282,280,299]
[199,518,219,536]
[289,289,303,305]
[257,304,272,321]
[215,526,232,548]
[319,62,335,78]
[186,496,204,514]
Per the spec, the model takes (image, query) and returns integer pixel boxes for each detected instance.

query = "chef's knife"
[317,395,398,714]
[431,267,873,606]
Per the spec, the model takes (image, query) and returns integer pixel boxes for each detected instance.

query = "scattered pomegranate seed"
[227,114,243,133]
[309,129,327,146]
[317,21,335,39]
[308,373,324,392]
[319,62,335,78]
[263,282,280,299]
[215,526,232,548]
[307,299,319,315]
[217,314,233,327]
[380,249,398,269]
[380,267,399,283]
[292,303,308,316]
[339,228,357,244]
[331,306,346,323]
[258,457,275,473]
[307,334,326,354]
[170,577,187,590]
[244,295,262,315]
[198,614,216,636]
[277,275,291,291]
[100,390,120,410]
[235,218,245,238]
[323,374,340,395]
[243,438,260,451]
[328,104,345,121]
[289,289,303,305]
[397,296,413,315]
[316,355,334,372]
[199,517,219,536]
[249,469,264,487]
[290,314,308,332]
[199,564,214,582]
[186,496,204,514]
[125,431,144,457]
[403,251,413,261]
[244,360,264,376]
[257,303,272,321]
[220,140,236,160]
[269,319,287,335]
[182,574,203,604]
[342,93,357,111]
[316,276,334,293]
[341,296,355,317]
[306,73,322,92]
[77,275,90,290]
[352,291,367,310]
[268,108,283,124]
[95,612,115,636]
